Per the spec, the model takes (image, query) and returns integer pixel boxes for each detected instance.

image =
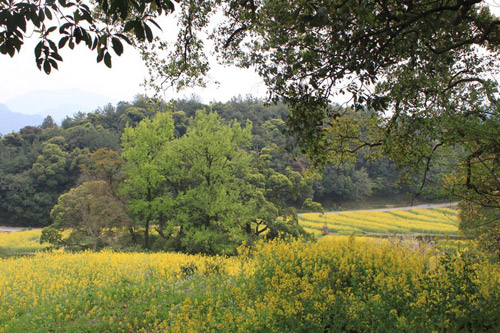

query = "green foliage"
[39,226,62,246]
[65,122,120,151]
[459,201,500,257]
[119,109,312,254]
[157,111,255,254]
[30,143,70,188]
[3,2,499,241]
[302,198,324,213]
[48,180,130,250]
[314,164,374,201]
[143,1,500,250]
[80,147,124,188]
[121,111,175,249]
[0,0,176,72]
[264,207,312,241]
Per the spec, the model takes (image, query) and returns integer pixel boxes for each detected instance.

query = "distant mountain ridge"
[0,104,44,135]
[4,89,117,122]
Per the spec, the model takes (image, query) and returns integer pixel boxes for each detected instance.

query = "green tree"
[30,143,71,189]
[80,147,124,189]
[452,157,500,256]
[302,198,324,213]
[0,171,53,227]
[6,1,498,248]
[4,2,498,206]
[159,111,255,254]
[254,146,317,210]
[314,164,374,202]
[40,115,57,129]
[44,180,130,250]
[65,122,120,151]
[120,111,175,249]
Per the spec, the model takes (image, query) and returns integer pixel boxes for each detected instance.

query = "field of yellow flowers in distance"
[300,207,459,236]
[0,236,499,332]
[0,229,49,257]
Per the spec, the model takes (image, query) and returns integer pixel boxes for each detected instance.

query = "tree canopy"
[44,180,130,250]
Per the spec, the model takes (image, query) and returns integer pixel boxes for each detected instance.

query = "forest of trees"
[0,96,435,254]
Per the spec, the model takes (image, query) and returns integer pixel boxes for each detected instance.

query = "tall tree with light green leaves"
[120,112,175,249]
[159,111,255,254]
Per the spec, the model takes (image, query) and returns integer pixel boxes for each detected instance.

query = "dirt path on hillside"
[317,202,459,215]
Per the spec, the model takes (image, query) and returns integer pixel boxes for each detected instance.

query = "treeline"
[0,95,422,253]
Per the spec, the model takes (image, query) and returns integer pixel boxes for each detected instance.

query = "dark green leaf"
[59,22,72,33]
[96,49,104,63]
[144,23,153,43]
[104,52,112,68]
[111,37,124,56]
[123,21,135,32]
[17,15,27,32]
[50,52,63,61]
[134,23,145,41]
[148,18,162,31]
[48,58,58,70]
[47,39,57,52]
[45,8,53,20]
[38,8,45,23]
[46,26,57,35]
[34,42,42,59]
[116,33,132,45]
[43,60,51,74]
[58,36,69,48]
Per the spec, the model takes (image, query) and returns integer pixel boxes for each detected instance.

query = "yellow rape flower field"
[1,230,499,331]
[0,209,499,332]
[0,229,49,257]
[300,207,459,236]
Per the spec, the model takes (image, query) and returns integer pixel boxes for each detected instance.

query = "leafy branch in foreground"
[0,0,177,72]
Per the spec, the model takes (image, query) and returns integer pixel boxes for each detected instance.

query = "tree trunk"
[145,218,150,249]
[145,188,152,249]
[129,226,137,243]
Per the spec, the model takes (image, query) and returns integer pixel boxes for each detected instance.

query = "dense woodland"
[0,96,439,253]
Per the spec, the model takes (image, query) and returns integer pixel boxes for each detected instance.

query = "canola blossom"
[0,229,48,256]
[300,208,459,235]
[0,236,499,332]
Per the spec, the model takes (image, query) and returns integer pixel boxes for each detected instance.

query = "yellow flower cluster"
[300,208,459,235]
[0,249,245,332]
[0,236,498,332]
[0,229,48,256]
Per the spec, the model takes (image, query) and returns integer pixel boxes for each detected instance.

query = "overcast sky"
[1,2,499,105]
[0,13,267,105]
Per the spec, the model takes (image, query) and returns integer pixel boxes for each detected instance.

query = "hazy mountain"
[0,104,44,135]
[4,89,117,122]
